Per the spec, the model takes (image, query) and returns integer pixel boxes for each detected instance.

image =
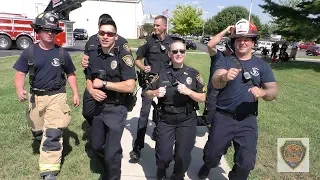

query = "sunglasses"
[98,30,117,37]
[171,49,186,54]
[42,28,58,34]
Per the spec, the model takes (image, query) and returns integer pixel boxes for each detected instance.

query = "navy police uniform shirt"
[84,34,129,55]
[214,55,276,114]
[148,65,206,106]
[136,34,173,74]
[13,44,76,90]
[85,45,136,100]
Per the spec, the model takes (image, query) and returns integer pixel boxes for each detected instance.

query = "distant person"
[270,42,279,58]
[290,41,299,60]
[261,47,269,59]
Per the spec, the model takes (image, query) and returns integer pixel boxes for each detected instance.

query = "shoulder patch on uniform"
[150,74,159,84]
[140,39,147,46]
[123,43,131,53]
[196,73,205,85]
[122,55,134,67]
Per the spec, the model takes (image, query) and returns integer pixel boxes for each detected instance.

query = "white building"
[69,0,144,39]
[0,0,144,39]
[0,0,49,19]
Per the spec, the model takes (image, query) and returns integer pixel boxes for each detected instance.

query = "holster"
[152,101,162,124]
[123,93,137,112]
[137,71,148,89]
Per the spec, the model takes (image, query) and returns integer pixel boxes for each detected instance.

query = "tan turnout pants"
[27,92,71,177]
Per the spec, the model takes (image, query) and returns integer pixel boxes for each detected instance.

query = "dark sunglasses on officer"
[171,49,186,54]
[42,28,59,34]
[98,30,117,37]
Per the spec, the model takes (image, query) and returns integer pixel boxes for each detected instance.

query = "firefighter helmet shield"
[31,12,63,33]
[231,18,258,38]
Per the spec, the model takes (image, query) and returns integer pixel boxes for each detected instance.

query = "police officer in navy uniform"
[146,40,206,180]
[198,19,278,180]
[130,15,174,160]
[81,13,131,126]
[84,18,136,180]
[203,26,234,126]
[13,12,80,180]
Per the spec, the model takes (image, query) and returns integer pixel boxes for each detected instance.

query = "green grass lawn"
[0,54,319,179]
[298,55,320,59]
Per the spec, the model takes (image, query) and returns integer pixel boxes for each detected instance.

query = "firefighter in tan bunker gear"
[13,12,80,180]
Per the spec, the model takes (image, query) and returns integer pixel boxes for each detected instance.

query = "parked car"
[200,36,211,44]
[216,41,226,52]
[186,39,197,50]
[306,46,320,56]
[257,41,273,51]
[299,42,316,50]
[73,28,88,40]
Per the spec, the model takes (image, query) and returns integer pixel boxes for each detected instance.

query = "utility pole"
[202,11,208,37]
[249,0,253,22]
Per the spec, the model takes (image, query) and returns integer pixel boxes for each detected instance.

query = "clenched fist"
[157,86,166,97]
[177,83,192,96]
[223,68,242,81]
[144,66,151,73]
[81,55,89,68]
[248,86,265,100]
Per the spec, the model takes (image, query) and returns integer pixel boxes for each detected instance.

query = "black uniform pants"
[91,104,127,180]
[203,111,258,180]
[270,51,277,58]
[155,111,197,179]
[205,86,219,124]
[82,88,96,125]
[134,88,152,148]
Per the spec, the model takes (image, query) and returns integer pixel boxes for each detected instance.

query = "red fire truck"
[0,0,85,50]
[0,13,74,50]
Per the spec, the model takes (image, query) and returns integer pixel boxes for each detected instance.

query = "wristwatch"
[102,81,107,88]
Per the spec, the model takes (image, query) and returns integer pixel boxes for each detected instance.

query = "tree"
[142,23,154,36]
[259,0,320,41]
[204,17,219,36]
[259,23,272,39]
[170,5,203,35]
[204,6,262,36]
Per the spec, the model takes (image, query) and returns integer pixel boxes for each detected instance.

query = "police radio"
[243,71,252,80]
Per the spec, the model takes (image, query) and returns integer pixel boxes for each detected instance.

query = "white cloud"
[192,0,199,4]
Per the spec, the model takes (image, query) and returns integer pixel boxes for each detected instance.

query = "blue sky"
[142,0,273,24]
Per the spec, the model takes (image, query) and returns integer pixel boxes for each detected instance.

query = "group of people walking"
[13,10,278,180]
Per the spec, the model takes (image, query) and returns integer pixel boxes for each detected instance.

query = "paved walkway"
[120,88,231,180]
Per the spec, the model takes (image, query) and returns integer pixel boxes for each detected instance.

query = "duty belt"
[31,87,66,96]
[216,108,257,121]
[163,105,194,114]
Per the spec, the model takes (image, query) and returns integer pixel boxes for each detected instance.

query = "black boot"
[43,174,57,180]
[157,168,166,180]
[129,146,141,160]
[198,164,211,179]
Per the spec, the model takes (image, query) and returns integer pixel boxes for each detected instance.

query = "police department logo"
[123,43,131,53]
[280,140,307,169]
[186,77,192,85]
[122,55,134,67]
[140,39,147,46]
[250,67,259,76]
[196,73,204,85]
[51,58,60,67]
[111,60,117,70]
